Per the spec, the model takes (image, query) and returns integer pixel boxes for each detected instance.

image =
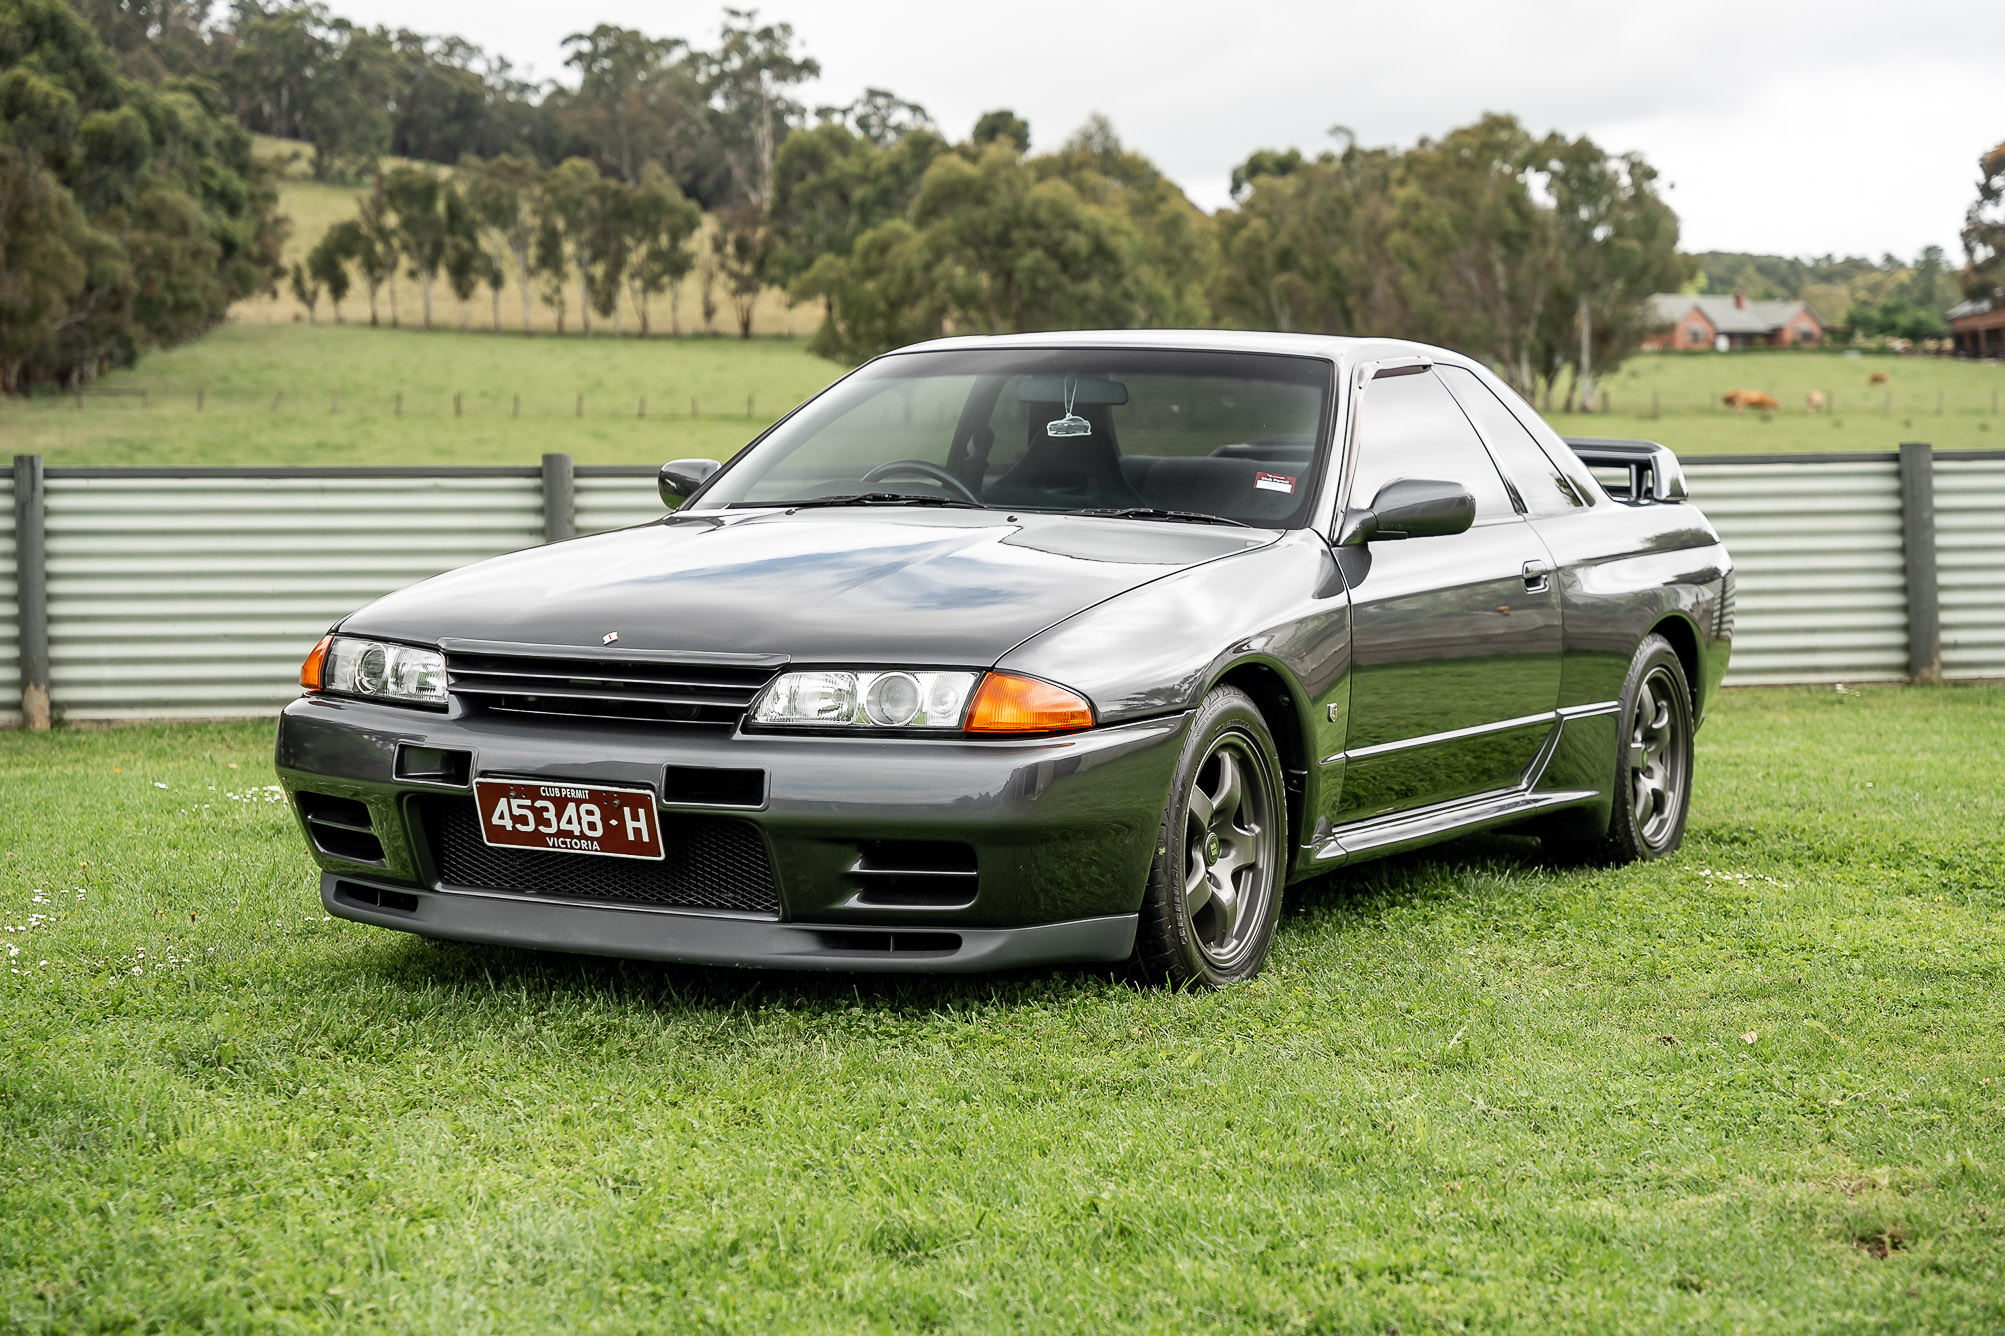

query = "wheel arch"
[1647,612,1705,712]
[1210,658,1313,865]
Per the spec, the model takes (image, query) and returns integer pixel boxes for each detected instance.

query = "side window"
[1346,368,1515,522]
[1438,366,1584,516]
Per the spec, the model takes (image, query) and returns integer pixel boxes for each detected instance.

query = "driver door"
[1333,366,1562,823]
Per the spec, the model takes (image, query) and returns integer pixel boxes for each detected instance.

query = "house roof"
[1650,293,1821,335]
[1947,296,1995,320]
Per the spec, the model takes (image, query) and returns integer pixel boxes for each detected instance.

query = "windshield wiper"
[750,492,987,511]
[1075,506,1251,528]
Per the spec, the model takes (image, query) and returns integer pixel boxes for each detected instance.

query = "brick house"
[1641,291,1825,350]
[1948,297,2003,358]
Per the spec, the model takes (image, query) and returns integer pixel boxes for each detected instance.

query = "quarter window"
[1346,368,1515,522]
[1437,366,1584,515]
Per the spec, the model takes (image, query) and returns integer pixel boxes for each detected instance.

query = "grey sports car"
[276,331,1732,987]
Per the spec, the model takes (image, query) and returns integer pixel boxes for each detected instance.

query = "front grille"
[419,797,780,915]
[446,646,779,727]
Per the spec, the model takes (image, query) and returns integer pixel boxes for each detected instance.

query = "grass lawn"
[0,325,847,469]
[6,327,2003,470]
[2,684,2001,1331]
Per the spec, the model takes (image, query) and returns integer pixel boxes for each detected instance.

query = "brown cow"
[1722,389,1781,413]
[1869,372,1889,385]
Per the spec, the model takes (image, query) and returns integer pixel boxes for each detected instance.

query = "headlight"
[750,669,979,730]
[307,635,448,708]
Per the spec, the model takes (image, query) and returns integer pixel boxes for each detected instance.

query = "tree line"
[21,0,2003,405]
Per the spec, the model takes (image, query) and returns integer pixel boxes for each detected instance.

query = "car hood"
[340,508,1276,665]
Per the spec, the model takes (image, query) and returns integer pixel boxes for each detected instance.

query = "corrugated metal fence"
[0,470,17,726]
[5,449,2002,723]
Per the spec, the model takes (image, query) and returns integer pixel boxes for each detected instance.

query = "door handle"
[1522,560,1552,593]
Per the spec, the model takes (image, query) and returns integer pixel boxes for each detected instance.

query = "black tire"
[1130,686,1287,989]
[1551,633,1695,864]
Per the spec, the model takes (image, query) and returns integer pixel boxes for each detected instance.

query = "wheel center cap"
[1204,833,1221,863]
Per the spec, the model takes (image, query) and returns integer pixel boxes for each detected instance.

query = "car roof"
[890,329,1489,379]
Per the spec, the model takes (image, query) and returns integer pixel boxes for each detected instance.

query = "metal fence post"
[1898,441,1941,684]
[12,454,50,730]
[541,452,575,544]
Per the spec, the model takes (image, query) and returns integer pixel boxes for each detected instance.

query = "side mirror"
[1338,478,1476,545]
[658,458,721,507]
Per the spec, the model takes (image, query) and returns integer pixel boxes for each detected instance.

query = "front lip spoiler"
[322,873,1139,974]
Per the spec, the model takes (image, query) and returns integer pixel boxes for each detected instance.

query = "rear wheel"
[1131,686,1285,988]
[1551,633,1694,864]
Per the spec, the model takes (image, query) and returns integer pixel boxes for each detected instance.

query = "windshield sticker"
[1255,472,1297,494]
[1046,375,1093,438]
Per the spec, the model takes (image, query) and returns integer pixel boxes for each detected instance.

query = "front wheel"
[1130,686,1286,988]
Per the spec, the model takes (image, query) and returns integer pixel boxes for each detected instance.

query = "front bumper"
[275,695,1189,972]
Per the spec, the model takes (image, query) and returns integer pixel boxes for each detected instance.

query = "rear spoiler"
[1564,437,1687,504]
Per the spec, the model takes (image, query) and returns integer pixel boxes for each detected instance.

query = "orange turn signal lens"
[964,672,1094,735]
[299,634,332,691]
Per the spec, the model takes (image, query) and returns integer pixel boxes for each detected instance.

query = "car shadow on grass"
[332,831,1570,1015]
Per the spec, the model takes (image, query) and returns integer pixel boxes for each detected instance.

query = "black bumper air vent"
[814,930,964,956]
[444,644,781,728]
[394,744,473,786]
[334,881,420,914]
[662,765,767,808]
[419,797,780,915]
[848,840,979,908]
[296,790,385,863]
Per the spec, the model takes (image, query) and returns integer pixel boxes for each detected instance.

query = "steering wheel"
[860,458,982,505]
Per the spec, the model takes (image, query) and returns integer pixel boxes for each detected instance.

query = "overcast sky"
[331,0,2001,262]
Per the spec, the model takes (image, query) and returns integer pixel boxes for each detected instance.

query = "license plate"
[473,778,664,861]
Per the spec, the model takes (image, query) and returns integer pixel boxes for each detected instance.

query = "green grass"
[8,329,2004,469]
[3,685,2002,1332]
[0,325,847,468]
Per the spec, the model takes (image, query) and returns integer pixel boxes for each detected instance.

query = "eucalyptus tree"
[288,261,322,322]
[700,8,820,207]
[623,163,703,335]
[559,25,699,184]
[541,157,606,335]
[459,153,543,333]
[381,165,456,328]
[0,0,282,390]
[1964,140,2005,307]
[1534,133,1683,411]
[306,225,355,322]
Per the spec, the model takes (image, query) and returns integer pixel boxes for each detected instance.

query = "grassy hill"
[238,137,813,337]
[4,327,2002,469]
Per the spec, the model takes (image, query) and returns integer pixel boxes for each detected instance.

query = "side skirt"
[1305,701,1616,867]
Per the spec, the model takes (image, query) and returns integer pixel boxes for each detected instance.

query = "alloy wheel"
[1182,731,1280,970]
[1628,664,1689,850]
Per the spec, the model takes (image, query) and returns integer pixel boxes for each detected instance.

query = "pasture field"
[0,326,844,469]
[6,327,2003,470]
[2,684,2002,1332]
[1582,349,2005,456]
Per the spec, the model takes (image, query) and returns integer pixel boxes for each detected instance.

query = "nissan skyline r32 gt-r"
[276,331,1733,989]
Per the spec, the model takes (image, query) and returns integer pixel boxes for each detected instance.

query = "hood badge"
[602,631,620,645]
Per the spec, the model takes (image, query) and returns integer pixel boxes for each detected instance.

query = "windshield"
[693,348,1335,527]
